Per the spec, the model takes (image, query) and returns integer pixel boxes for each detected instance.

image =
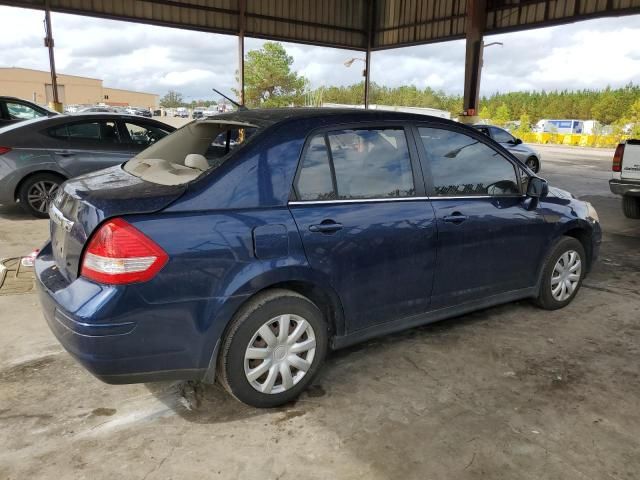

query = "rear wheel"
[533,237,585,310]
[218,289,328,408]
[525,156,540,173]
[622,195,640,219]
[18,173,64,218]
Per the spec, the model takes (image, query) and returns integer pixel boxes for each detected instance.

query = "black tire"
[525,156,540,173]
[18,173,64,218]
[533,236,586,310]
[622,195,640,219]
[217,289,328,408]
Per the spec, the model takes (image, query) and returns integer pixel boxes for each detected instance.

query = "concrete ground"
[1,144,639,480]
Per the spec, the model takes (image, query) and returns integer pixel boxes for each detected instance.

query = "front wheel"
[217,289,328,408]
[525,156,540,173]
[533,237,586,310]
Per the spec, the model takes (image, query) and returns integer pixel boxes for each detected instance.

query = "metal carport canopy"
[4,0,640,51]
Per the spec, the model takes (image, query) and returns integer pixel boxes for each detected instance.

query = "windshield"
[124,120,259,185]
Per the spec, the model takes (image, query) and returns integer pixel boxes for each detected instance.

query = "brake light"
[0,146,11,155]
[612,143,625,172]
[81,218,168,285]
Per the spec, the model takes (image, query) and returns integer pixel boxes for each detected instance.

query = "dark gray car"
[474,124,542,173]
[0,113,175,217]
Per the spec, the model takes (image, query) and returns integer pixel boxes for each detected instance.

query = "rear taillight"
[0,146,11,155]
[81,218,168,285]
[612,143,625,172]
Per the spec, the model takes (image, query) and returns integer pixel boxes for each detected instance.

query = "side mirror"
[514,138,523,145]
[527,177,548,198]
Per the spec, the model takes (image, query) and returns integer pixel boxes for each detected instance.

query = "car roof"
[0,96,38,102]
[0,112,175,135]
[204,107,458,129]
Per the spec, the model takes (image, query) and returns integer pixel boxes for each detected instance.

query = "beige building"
[0,67,158,108]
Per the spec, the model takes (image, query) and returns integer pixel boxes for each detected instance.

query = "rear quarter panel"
[127,207,320,368]
[0,150,63,203]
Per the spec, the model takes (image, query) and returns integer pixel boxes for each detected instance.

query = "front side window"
[418,127,520,197]
[124,122,170,146]
[6,102,44,120]
[490,127,515,144]
[296,128,415,201]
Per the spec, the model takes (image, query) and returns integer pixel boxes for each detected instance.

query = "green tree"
[630,98,640,122]
[239,42,307,107]
[515,112,531,135]
[479,105,492,120]
[494,103,511,126]
[160,90,184,108]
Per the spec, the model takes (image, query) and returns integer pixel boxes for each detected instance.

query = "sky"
[1,5,639,102]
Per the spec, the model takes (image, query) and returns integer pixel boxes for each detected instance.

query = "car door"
[119,120,173,155]
[289,125,438,333]
[48,119,133,177]
[414,124,547,309]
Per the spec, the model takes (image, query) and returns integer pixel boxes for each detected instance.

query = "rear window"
[124,120,259,186]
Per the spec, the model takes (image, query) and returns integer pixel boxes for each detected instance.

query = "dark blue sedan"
[35,109,601,407]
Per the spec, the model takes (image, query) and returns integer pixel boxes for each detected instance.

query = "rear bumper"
[609,179,640,197]
[35,242,246,384]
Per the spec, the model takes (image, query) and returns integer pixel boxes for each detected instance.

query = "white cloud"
[0,5,639,101]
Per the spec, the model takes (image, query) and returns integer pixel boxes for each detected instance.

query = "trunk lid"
[49,165,186,281]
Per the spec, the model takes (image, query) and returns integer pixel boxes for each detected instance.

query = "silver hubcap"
[527,158,537,171]
[244,314,316,394]
[27,181,59,213]
[551,250,582,301]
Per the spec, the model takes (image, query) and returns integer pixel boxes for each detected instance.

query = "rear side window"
[296,127,415,201]
[296,136,336,201]
[49,121,120,143]
[418,127,520,196]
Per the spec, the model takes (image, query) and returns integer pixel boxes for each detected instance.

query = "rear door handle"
[443,212,468,224]
[309,221,343,233]
[54,151,75,157]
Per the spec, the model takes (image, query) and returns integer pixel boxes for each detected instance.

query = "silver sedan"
[474,124,542,173]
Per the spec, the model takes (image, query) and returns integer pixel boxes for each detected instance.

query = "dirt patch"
[91,408,117,417]
[0,355,57,382]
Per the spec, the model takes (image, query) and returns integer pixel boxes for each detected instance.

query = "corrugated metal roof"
[3,0,639,50]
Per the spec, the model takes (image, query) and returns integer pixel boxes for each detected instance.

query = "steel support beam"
[461,0,486,122]
[364,0,375,109]
[44,2,62,111]
[237,0,246,106]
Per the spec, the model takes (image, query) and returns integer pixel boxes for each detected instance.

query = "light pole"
[344,57,369,109]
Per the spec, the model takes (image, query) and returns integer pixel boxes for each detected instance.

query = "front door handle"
[53,151,75,157]
[309,221,343,233]
[443,212,468,224]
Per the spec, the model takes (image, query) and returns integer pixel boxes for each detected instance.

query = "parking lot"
[1,144,639,479]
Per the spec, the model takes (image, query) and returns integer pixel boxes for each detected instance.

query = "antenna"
[212,88,248,111]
